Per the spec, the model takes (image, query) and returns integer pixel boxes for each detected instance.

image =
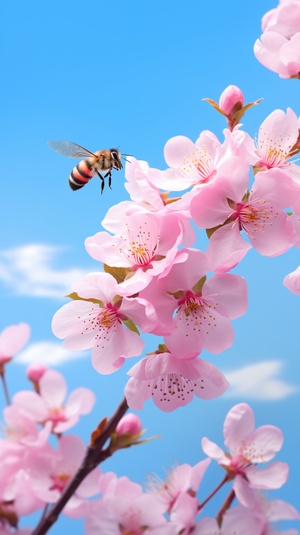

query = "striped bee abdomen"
[68,159,96,191]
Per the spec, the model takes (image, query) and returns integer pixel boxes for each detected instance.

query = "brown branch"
[32,396,129,535]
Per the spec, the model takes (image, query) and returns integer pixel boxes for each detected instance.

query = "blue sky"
[1,0,300,532]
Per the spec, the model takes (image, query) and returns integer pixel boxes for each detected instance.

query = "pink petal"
[223,403,255,452]
[203,274,248,320]
[283,265,300,294]
[247,425,284,462]
[206,224,252,273]
[201,437,229,465]
[39,369,67,406]
[91,323,144,375]
[65,387,96,417]
[233,474,257,508]
[0,323,30,356]
[246,461,289,489]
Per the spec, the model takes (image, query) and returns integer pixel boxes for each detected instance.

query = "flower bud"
[116,413,142,436]
[26,362,48,383]
[219,85,244,116]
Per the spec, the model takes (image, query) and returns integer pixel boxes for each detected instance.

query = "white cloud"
[0,244,91,298]
[15,341,88,366]
[224,360,298,400]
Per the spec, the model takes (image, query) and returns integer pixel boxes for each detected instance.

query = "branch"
[32,396,129,535]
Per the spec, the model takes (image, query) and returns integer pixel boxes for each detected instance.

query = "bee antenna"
[122,156,131,163]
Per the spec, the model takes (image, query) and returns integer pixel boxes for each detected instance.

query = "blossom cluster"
[254,0,300,78]
[51,85,300,413]
[0,333,298,534]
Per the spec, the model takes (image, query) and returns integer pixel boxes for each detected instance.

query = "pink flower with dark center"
[190,158,297,271]
[52,272,156,374]
[141,248,248,355]
[124,351,229,412]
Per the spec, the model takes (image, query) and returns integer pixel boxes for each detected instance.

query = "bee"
[48,140,123,193]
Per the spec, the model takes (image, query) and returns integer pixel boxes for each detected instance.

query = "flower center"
[229,199,278,239]
[179,147,216,184]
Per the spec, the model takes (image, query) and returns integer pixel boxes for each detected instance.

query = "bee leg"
[96,171,105,194]
[104,170,112,189]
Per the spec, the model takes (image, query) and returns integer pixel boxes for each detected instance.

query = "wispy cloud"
[15,342,88,366]
[0,244,91,298]
[224,360,298,400]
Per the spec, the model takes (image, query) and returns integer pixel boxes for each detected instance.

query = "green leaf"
[103,264,131,284]
[192,276,206,294]
[66,292,104,307]
[122,318,140,335]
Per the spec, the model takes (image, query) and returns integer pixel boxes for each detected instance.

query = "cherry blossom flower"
[202,403,289,508]
[2,403,51,449]
[254,2,300,78]
[12,369,95,433]
[0,323,30,366]
[52,272,156,374]
[85,212,190,294]
[190,159,296,271]
[24,435,101,518]
[124,350,229,412]
[85,473,169,535]
[252,108,300,179]
[149,458,210,516]
[141,248,248,354]
[147,130,228,191]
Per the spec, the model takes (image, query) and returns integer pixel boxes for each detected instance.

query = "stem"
[0,373,11,405]
[198,473,229,511]
[216,488,236,526]
[32,396,129,535]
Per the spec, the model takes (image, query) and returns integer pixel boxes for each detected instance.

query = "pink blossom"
[85,473,168,534]
[147,130,227,191]
[283,264,300,293]
[85,212,189,294]
[261,1,300,37]
[252,108,300,178]
[52,272,156,374]
[25,435,101,517]
[149,459,210,515]
[255,0,300,79]
[12,368,95,433]
[2,403,51,448]
[124,351,229,412]
[202,403,289,508]
[0,323,30,364]
[140,248,247,354]
[190,159,296,271]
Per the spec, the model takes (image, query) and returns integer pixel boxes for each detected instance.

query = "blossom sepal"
[203,96,263,130]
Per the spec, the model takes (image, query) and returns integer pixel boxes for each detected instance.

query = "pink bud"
[219,85,244,116]
[26,362,48,382]
[116,413,142,436]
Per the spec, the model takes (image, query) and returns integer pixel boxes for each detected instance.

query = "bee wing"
[47,141,96,158]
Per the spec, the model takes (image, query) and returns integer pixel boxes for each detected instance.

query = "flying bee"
[48,140,123,193]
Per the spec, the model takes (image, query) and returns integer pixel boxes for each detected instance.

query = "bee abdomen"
[68,159,95,191]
